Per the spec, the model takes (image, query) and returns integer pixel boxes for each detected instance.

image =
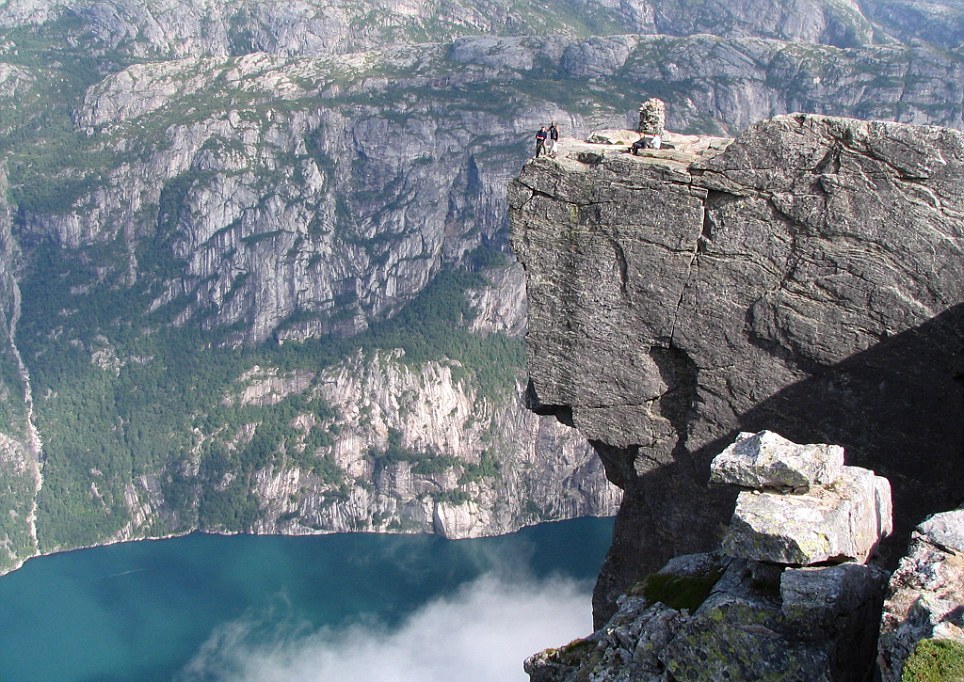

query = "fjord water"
[0,517,613,681]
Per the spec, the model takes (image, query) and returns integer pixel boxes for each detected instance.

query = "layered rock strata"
[525,432,892,681]
[509,114,964,623]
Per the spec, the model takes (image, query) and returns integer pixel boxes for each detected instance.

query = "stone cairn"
[712,430,893,566]
[637,98,665,135]
[526,430,895,682]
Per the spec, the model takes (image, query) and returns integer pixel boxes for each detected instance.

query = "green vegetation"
[902,639,964,682]
[434,490,472,505]
[627,567,724,612]
[0,460,38,570]
[369,427,460,476]
[14,227,519,548]
[458,449,501,484]
[544,637,604,669]
[0,345,29,436]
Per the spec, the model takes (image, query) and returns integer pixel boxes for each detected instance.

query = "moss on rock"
[627,568,724,611]
[902,639,964,682]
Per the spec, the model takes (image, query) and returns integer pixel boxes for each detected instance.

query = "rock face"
[245,349,622,540]
[509,114,964,623]
[0,0,890,57]
[878,507,964,682]
[525,432,892,682]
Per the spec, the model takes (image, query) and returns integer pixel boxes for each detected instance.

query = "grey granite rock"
[527,550,888,682]
[916,508,964,554]
[723,466,893,565]
[781,563,889,638]
[709,430,844,491]
[510,114,964,623]
[878,506,964,682]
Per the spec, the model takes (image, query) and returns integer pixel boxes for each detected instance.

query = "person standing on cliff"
[548,121,559,157]
[535,126,548,158]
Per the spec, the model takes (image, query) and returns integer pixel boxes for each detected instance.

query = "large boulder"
[723,465,893,565]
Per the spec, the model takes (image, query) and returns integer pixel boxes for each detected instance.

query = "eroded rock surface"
[510,114,964,623]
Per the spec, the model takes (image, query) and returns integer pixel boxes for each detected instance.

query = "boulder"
[510,114,964,623]
[723,466,893,565]
[709,430,844,492]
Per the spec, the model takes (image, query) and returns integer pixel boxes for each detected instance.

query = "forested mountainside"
[0,0,959,573]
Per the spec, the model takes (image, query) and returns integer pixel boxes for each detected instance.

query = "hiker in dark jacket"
[534,126,548,157]
[548,122,559,157]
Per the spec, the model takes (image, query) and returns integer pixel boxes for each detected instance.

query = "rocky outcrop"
[510,114,964,623]
[878,507,964,681]
[525,432,892,681]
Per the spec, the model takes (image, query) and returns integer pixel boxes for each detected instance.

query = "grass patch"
[902,639,964,682]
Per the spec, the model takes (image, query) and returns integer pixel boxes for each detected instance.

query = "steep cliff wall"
[510,114,964,622]
[0,168,41,568]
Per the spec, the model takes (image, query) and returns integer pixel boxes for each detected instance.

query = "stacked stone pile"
[712,430,893,566]
[526,431,894,682]
[637,98,665,135]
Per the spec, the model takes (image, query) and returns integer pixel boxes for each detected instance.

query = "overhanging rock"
[509,113,964,623]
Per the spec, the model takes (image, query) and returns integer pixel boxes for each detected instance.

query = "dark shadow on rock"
[593,302,964,627]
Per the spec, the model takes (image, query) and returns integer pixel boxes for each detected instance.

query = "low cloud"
[179,573,593,682]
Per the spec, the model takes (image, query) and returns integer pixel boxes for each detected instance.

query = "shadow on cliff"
[594,302,964,626]
[731,302,964,550]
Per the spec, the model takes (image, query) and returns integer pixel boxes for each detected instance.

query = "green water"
[0,517,613,681]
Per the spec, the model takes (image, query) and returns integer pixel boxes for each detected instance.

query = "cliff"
[0,0,961,572]
[510,114,964,623]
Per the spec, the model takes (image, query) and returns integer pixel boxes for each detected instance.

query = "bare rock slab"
[710,430,845,492]
[723,466,893,565]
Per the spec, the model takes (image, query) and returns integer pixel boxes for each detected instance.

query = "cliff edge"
[509,114,964,624]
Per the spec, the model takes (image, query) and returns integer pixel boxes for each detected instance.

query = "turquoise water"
[0,518,613,681]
